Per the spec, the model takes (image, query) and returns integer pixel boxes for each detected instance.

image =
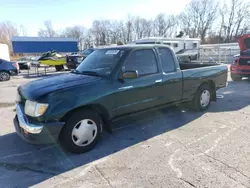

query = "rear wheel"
[192,84,211,111]
[0,71,10,81]
[59,109,102,153]
[231,74,242,81]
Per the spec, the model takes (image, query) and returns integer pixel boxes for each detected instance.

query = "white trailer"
[0,43,10,61]
[130,37,201,53]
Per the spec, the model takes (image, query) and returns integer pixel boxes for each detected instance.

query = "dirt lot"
[0,73,250,188]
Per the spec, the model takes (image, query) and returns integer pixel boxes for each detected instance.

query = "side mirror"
[122,70,139,79]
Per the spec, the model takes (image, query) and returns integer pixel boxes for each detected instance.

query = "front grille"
[239,58,250,65]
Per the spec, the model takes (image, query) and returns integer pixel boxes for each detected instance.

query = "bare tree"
[109,21,123,44]
[133,17,148,39]
[18,25,27,36]
[91,20,110,46]
[61,26,86,50]
[153,13,177,37]
[179,0,218,43]
[0,21,20,54]
[220,0,250,42]
[83,29,94,48]
[38,20,57,37]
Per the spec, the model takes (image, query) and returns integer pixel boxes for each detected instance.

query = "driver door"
[112,49,163,117]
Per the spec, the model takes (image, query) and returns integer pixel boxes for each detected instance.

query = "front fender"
[44,89,91,121]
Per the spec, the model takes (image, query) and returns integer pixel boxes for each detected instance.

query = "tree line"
[1,0,250,53]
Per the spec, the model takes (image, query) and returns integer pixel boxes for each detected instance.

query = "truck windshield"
[82,49,94,55]
[75,48,127,76]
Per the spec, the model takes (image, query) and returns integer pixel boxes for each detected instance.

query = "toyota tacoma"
[14,45,228,153]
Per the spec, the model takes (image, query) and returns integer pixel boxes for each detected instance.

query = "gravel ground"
[0,73,249,188]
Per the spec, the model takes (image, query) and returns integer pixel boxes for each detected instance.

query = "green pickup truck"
[14,44,228,153]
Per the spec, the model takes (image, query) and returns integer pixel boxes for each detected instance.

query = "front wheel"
[192,84,211,111]
[0,71,10,81]
[59,109,102,153]
[231,74,242,81]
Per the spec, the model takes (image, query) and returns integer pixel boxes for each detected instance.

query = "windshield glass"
[82,49,94,55]
[75,48,127,76]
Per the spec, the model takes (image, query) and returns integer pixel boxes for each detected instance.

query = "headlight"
[24,100,49,117]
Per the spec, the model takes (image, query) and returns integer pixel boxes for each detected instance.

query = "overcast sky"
[0,0,192,36]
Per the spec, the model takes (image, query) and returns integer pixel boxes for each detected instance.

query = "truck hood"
[19,73,101,101]
[238,34,250,51]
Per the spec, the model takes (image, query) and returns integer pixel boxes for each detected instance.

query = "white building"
[0,43,10,61]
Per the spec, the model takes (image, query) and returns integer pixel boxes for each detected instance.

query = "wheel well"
[60,104,112,133]
[199,80,216,101]
[0,70,10,74]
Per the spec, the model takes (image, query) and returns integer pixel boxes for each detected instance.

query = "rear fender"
[194,81,216,102]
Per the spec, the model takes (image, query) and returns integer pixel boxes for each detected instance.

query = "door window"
[124,49,158,76]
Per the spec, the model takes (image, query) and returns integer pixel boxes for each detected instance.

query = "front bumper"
[14,103,65,144]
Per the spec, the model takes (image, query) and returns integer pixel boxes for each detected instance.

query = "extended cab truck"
[14,45,228,153]
[230,34,250,81]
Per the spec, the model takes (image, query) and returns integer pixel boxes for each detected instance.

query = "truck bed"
[179,62,220,70]
[179,62,228,101]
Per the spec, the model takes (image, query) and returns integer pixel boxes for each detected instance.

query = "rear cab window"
[158,48,176,73]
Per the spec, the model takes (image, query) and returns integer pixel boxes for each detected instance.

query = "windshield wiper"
[71,69,103,77]
[74,70,102,77]
[71,69,81,74]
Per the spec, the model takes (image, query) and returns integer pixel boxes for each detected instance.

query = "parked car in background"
[14,45,227,153]
[30,56,40,67]
[230,34,250,81]
[0,58,19,81]
[17,57,31,70]
[66,48,96,69]
[17,56,40,70]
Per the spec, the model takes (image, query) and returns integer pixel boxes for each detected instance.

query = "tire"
[55,65,64,71]
[59,109,103,153]
[192,84,211,111]
[0,71,10,81]
[231,74,242,81]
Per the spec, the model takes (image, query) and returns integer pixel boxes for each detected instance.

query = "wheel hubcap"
[200,90,210,107]
[0,73,8,81]
[71,119,98,147]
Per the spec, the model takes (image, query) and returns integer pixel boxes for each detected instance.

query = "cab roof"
[96,44,173,50]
